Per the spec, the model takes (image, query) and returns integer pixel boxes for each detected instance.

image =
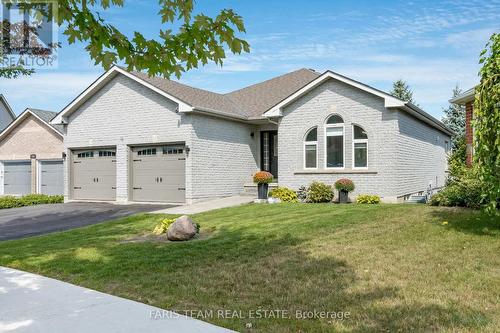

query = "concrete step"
[406,195,427,204]
[243,182,279,195]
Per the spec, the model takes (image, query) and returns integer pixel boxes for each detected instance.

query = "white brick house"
[51,66,451,204]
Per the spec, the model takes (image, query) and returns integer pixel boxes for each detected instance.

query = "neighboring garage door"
[39,160,63,195]
[131,145,186,203]
[71,149,116,200]
[3,161,31,195]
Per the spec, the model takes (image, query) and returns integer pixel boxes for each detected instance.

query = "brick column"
[465,101,473,166]
[30,154,37,193]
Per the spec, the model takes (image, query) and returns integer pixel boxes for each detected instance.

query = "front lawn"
[0,204,498,332]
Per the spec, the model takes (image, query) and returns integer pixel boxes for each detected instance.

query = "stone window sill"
[294,169,377,175]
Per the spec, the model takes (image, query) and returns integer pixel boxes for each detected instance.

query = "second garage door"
[71,149,116,201]
[39,160,64,195]
[131,145,186,203]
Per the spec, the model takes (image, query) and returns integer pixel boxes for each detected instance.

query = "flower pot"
[257,183,269,199]
[339,190,349,203]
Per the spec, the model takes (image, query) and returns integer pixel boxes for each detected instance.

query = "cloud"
[0,71,100,114]
[445,27,498,48]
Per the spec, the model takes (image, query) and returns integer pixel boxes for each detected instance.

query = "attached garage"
[131,145,186,203]
[3,161,31,195]
[39,160,63,195]
[71,149,116,201]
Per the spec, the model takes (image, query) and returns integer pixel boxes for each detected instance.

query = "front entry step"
[243,182,279,195]
[405,195,427,204]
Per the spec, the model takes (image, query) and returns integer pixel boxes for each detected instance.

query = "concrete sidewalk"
[0,267,235,333]
[151,195,254,215]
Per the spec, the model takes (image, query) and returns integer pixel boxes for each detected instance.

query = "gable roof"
[0,94,16,121]
[50,65,452,135]
[0,108,63,141]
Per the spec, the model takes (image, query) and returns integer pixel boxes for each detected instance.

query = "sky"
[0,0,499,119]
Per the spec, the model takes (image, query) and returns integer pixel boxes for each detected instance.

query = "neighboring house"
[51,66,451,204]
[449,87,475,166]
[0,95,16,131]
[0,108,64,196]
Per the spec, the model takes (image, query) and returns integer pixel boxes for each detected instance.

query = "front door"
[261,131,278,179]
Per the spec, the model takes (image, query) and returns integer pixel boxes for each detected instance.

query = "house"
[0,108,64,196]
[449,87,475,166]
[51,66,452,204]
[0,95,16,131]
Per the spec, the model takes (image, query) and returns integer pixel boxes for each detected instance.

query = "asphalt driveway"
[0,202,173,241]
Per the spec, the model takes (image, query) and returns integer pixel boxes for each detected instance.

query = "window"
[98,150,116,157]
[137,148,156,156]
[445,140,450,153]
[304,127,317,169]
[325,115,344,168]
[77,151,93,158]
[353,125,368,168]
[162,147,184,155]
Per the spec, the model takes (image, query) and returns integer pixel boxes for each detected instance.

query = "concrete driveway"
[0,266,235,333]
[0,202,173,241]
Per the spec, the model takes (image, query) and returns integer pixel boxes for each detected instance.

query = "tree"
[0,0,250,79]
[390,79,418,105]
[474,32,499,215]
[442,85,466,149]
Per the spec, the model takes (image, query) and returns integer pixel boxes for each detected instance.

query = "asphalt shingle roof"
[129,68,321,119]
[29,108,64,134]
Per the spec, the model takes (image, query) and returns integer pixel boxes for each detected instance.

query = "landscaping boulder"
[167,215,197,241]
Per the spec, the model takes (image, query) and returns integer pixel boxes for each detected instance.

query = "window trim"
[324,114,345,170]
[352,124,368,169]
[303,127,318,170]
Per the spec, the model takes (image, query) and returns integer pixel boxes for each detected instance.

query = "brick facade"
[465,101,474,166]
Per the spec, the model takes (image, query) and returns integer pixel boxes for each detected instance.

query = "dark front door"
[261,131,278,179]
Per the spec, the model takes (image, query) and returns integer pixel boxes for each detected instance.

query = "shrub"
[297,186,308,202]
[253,171,273,184]
[356,194,381,204]
[269,187,298,203]
[429,166,484,209]
[334,178,355,192]
[153,218,175,235]
[0,194,63,209]
[306,181,334,203]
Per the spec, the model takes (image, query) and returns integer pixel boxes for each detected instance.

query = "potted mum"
[253,171,273,199]
[334,178,355,203]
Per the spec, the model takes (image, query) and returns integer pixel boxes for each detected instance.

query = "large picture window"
[325,115,344,168]
[304,127,317,169]
[353,125,368,168]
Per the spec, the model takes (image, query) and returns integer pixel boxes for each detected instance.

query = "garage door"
[39,160,63,195]
[131,145,185,203]
[71,149,116,201]
[3,161,31,195]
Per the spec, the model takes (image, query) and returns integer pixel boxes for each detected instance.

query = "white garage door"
[131,145,186,203]
[39,160,63,195]
[71,149,116,201]
[3,161,31,195]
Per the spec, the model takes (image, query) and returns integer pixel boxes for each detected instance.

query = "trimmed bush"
[153,218,175,235]
[253,171,273,184]
[306,181,334,203]
[334,178,355,192]
[356,194,381,204]
[0,194,63,209]
[269,187,298,203]
[429,166,484,209]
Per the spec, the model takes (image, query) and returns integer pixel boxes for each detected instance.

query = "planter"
[338,190,349,203]
[257,183,269,199]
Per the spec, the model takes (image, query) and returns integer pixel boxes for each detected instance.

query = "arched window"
[304,127,318,169]
[353,125,368,168]
[325,114,344,168]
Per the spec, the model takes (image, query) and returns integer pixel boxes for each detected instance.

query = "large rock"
[167,215,197,241]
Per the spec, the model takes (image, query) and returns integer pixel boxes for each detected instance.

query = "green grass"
[0,204,499,332]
